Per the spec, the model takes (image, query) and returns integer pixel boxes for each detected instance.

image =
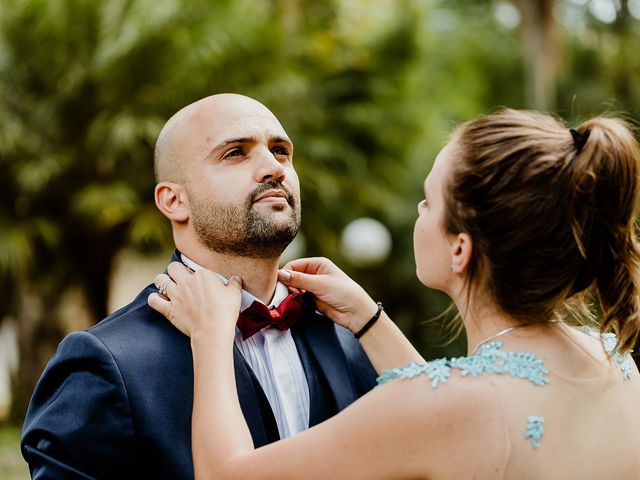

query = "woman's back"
[383,325,640,479]
[497,327,640,479]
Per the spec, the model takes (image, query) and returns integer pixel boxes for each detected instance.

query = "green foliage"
[0,425,28,480]
[0,0,175,279]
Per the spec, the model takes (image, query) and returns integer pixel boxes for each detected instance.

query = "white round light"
[629,0,640,19]
[494,2,521,29]
[590,0,617,24]
[340,217,392,267]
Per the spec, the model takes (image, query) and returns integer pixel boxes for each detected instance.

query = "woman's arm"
[148,262,422,478]
[190,343,434,479]
[149,264,255,476]
[278,257,425,373]
[148,262,507,480]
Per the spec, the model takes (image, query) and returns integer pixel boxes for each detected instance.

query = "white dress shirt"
[181,255,310,439]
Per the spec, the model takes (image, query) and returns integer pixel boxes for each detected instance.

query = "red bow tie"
[237,293,302,340]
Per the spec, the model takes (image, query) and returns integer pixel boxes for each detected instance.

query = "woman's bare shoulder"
[369,368,510,478]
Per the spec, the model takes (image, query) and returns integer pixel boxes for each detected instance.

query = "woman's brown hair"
[443,109,640,354]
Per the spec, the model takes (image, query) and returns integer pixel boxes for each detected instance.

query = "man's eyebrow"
[208,136,293,157]
[270,136,292,146]
[209,137,257,155]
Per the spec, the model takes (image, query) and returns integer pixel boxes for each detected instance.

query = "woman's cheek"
[413,221,430,285]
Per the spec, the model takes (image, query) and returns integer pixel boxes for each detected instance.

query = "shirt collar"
[180,254,289,312]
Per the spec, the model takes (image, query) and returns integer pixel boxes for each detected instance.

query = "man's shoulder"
[70,283,188,366]
[88,249,179,334]
[89,284,169,338]
[92,283,157,329]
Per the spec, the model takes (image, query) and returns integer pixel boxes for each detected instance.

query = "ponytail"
[567,118,640,354]
[447,109,640,355]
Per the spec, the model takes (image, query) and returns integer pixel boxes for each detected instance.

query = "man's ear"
[450,232,472,274]
[155,182,189,222]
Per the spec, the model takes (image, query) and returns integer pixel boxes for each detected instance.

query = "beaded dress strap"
[579,327,632,380]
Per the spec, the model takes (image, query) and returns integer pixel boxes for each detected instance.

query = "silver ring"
[158,280,171,297]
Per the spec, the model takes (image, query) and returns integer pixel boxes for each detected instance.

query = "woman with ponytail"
[150,109,640,479]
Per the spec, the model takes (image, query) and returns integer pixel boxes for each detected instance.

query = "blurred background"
[1,0,639,477]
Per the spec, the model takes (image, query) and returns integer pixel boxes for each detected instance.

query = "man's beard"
[189,182,301,259]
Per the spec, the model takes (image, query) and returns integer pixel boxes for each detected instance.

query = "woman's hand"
[278,257,378,334]
[148,262,242,340]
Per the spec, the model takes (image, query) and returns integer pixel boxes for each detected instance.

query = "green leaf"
[0,216,60,276]
[72,182,138,229]
[11,154,69,194]
[127,207,172,250]
[0,223,34,276]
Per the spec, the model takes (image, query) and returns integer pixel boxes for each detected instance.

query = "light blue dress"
[376,327,633,449]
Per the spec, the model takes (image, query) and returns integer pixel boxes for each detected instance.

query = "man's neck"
[181,248,280,305]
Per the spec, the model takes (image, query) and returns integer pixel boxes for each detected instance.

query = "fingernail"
[278,270,291,282]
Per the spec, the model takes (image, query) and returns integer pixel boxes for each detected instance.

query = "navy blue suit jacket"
[22,252,377,479]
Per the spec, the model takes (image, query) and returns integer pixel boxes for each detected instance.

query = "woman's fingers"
[227,275,243,290]
[279,258,377,333]
[154,273,173,297]
[149,266,243,340]
[154,264,189,296]
[148,291,192,337]
[278,257,346,294]
[278,268,328,293]
[167,261,192,282]
[148,292,172,318]
[281,257,336,276]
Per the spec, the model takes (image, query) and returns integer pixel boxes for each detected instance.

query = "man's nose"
[255,148,286,183]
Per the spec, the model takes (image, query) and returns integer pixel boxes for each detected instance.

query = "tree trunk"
[519,0,559,111]
[9,280,66,422]
[9,230,125,422]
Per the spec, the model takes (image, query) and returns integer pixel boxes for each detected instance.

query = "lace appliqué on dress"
[376,330,632,451]
[376,342,550,449]
[376,341,549,387]
[376,358,451,388]
[525,416,544,448]
[580,327,633,380]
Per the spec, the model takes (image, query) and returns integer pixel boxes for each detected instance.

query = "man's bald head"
[153,93,285,183]
[153,93,300,262]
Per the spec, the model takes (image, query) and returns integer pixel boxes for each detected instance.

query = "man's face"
[183,99,301,259]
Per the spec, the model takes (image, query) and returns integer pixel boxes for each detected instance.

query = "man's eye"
[271,146,290,156]
[223,148,243,159]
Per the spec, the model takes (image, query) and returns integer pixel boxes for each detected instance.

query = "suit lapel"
[291,324,332,426]
[171,250,281,445]
[171,251,350,439]
[293,301,358,414]
[232,345,280,447]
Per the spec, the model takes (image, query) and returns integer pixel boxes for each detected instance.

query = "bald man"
[21,94,377,480]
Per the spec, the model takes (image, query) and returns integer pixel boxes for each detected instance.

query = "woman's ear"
[155,182,189,222]
[451,232,472,274]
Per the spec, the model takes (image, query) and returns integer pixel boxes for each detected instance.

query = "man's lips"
[253,189,290,204]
